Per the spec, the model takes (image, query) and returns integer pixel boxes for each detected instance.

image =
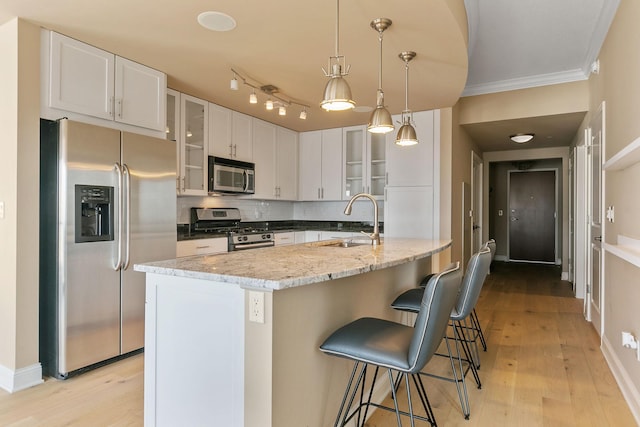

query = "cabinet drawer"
[176,238,228,257]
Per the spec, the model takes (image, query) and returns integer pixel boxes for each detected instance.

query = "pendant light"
[367,18,394,134]
[396,51,419,146]
[320,0,355,111]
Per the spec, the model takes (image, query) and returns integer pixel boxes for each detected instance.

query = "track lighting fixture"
[230,73,239,90]
[229,68,310,120]
[320,0,355,111]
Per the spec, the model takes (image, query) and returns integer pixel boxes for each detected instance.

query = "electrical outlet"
[249,291,265,324]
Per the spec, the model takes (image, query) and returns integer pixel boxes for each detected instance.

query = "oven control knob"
[242,236,248,241]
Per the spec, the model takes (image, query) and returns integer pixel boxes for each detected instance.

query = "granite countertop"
[177,220,384,241]
[134,238,451,291]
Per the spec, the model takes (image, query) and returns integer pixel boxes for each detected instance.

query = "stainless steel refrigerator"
[40,118,176,378]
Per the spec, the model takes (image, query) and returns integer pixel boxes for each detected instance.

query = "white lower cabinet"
[274,232,295,246]
[176,237,228,257]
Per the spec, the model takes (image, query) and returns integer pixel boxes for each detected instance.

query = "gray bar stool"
[470,238,495,352]
[390,247,492,420]
[319,262,462,427]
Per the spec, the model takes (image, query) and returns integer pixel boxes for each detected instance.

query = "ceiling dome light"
[197,11,236,32]
[510,134,534,143]
[320,0,355,111]
[368,18,394,134]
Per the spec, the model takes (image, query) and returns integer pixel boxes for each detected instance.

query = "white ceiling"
[0,0,621,152]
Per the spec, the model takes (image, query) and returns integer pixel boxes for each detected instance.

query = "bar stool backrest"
[407,262,462,374]
[486,239,496,261]
[451,247,492,321]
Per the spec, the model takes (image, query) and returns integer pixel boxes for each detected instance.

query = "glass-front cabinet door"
[368,132,386,198]
[179,94,208,195]
[166,89,180,193]
[342,125,385,200]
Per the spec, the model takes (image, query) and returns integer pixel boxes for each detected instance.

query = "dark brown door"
[509,170,556,262]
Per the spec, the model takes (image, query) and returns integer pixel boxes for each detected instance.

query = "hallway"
[365,262,636,426]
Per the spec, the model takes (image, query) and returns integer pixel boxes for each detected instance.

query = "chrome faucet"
[343,193,381,246]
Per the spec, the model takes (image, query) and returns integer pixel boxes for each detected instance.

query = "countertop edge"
[134,239,452,291]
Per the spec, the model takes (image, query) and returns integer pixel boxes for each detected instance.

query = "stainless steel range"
[190,207,275,251]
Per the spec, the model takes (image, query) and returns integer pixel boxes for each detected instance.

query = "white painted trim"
[495,255,508,262]
[561,272,569,281]
[462,69,588,97]
[0,362,43,393]
[602,335,640,425]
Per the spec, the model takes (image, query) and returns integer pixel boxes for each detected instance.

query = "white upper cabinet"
[166,89,181,193]
[209,104,253,162]
[342,125,386,200]
[252,119,278,199]
[385,110,438,187]
[299,128,342,201]
[179,94,208,195]
[114,57,166,131]
[276,127,298,200]
[47,31,166,132]
[252,120,298,200]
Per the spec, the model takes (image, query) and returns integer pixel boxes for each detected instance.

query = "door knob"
[511,217,519,221]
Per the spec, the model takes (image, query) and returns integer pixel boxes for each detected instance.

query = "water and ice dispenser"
[75,185,114,243]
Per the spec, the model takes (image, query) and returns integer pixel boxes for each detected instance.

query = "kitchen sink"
[307,239,375,248]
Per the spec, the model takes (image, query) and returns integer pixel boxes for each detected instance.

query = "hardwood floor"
[0,262,635,426]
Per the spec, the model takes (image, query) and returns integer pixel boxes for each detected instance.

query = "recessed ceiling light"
[510,133,534,143]
[197,11,236,32]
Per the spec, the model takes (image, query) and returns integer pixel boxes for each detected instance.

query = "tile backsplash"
[177,196,384,224]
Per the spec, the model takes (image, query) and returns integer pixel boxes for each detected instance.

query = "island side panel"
[244,289,274,427]
[270,256,433,427]
[144,274,245,427]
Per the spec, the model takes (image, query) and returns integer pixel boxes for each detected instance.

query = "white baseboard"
[495,255,508,262]
[561,271,569,281]
[602,335,640,425]
[0,362,43,393]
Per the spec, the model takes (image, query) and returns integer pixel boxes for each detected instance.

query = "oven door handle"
[231,241,275,251]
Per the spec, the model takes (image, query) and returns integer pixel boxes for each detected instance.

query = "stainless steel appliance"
[190,207,274,251]
[40,118,177,378]
[208,156,255,194]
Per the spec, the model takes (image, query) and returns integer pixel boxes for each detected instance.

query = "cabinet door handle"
[321,188,324,199]
[196,245,211,249]
[229,144,233,157]
[385,172,388,185]
[317,188,321,199]
[233,144,237,157]
[116,98,123,118]
[109,96,115,118]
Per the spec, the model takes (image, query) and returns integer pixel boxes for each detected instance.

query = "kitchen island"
[135,238,451,427]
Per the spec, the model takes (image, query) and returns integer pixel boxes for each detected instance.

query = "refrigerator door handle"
[123,164,132,270]
[114,162,124,271]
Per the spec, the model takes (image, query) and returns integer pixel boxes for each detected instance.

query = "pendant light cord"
[404,59,410,113]
[335,0,340,57]
[378,31,383,91]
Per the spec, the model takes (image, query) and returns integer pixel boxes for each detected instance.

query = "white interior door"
[462,182,471,268]
[573,143,588,301]
[588,102,605,336]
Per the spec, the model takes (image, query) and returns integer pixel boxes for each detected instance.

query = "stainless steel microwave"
[208,156,255,194]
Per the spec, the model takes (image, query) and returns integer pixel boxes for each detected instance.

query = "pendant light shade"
[320,0,355,111]
[395,120,419,146]
[396,51,418,146]
[321,65,356,111]
[368,18,394,134]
